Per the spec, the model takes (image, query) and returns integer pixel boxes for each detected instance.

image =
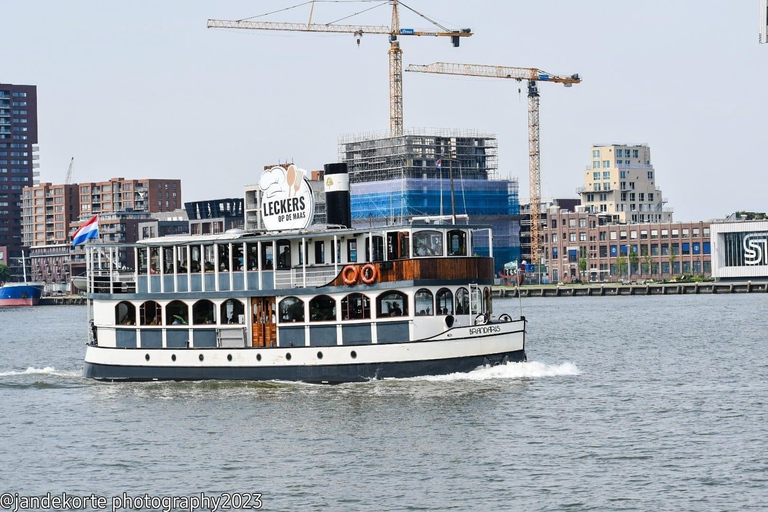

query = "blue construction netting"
[350,178,519,220]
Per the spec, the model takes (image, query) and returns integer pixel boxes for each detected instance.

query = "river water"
[1,294,767,511]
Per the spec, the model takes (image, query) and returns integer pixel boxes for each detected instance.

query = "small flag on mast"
[72,215,100,247]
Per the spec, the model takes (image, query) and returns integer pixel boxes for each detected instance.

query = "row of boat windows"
[137,230,470,274]
[115,299,245,326]
[279,287,491,323]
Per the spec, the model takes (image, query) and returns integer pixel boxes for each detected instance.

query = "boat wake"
[0,366,82,379]
[412,361,580,382]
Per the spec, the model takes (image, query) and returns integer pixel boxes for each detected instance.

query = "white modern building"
[710,219,768,279]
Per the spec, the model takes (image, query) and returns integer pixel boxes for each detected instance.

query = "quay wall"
[493,281,768,298]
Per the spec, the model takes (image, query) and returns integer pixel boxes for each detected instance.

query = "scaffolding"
[339,128,499,183]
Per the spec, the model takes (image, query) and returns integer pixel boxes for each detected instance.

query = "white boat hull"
[83,320,526,383]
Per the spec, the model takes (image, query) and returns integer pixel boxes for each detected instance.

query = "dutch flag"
[72,215,100,248]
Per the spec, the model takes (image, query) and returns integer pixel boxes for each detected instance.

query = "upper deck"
[84,222,495,298]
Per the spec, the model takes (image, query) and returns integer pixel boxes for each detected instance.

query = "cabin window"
[140,301,162,325]
[436,288,453,315]
[377,291,408,318]
[309,295,336,322]
[115,301,135,325]
[138,248,148,273]
[177,246,189,273]
[413,230,443,257]
[347,239,357,263]
[415,289,434,316]
[233,244,244,271]
[484,287,492,315]
[279,297,305,323]
[163,247,174,273]
[471,287,483,315]
[218,244,230,271]
[455,288,469,315]
[399,232,410,259]
[314,241,325,264]
[276,239,291,270]
[193,299,216,324]
[341,293,371,320]
[221,299,245,324]
[204,245,215,272]
[190,246,202,273]
[262,243,274,270]
[149,247,160,274]
[166,300,189,325]
[447,230,467,256]
[387,232,410,260]
[246,243,258,270]
[365,235,384,262]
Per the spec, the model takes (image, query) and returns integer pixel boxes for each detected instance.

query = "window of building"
[592,161,600,169]
[570,233,577,242]
[602,160,610,168]
[648,171,653,179]
[341,293,371,320]
[631,231,638,239]
[593,171,600,180]
[682,229,689,237]
[672,229,679,238]
[592,149,600,158]
[579,232,587,242]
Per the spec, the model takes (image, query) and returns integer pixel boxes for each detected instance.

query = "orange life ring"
[360,263,378,284]
[341,265,359,285]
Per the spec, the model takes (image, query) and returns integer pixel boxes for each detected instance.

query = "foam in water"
[0,366,80,378]
[413,361,580,382]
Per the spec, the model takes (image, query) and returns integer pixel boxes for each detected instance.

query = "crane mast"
[405,62,581,279]
[207,1,471,136]
[64,157,74,185]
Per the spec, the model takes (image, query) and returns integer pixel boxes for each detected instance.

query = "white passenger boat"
[82,163,526,382]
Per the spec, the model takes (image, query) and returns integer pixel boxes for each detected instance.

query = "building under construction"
[339,129,520,271]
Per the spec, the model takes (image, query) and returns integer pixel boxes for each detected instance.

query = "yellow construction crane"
[64,157,74,185]
[405,62,581,279]
[207,1,472,136]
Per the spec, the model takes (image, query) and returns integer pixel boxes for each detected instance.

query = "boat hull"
[0,283,44,307]
[83,350,526,383]
[83,324,526,383]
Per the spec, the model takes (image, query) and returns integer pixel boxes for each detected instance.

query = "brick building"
[542,207,711,283]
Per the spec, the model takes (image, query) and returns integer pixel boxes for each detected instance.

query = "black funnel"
[324,163,351,228]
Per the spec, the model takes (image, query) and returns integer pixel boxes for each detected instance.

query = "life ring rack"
[341,265,359,285]
[360,263,378,285]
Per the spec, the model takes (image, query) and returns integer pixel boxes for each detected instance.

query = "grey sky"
[4,1,765,222]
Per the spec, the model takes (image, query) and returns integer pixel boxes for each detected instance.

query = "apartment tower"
[0,83,38,260]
